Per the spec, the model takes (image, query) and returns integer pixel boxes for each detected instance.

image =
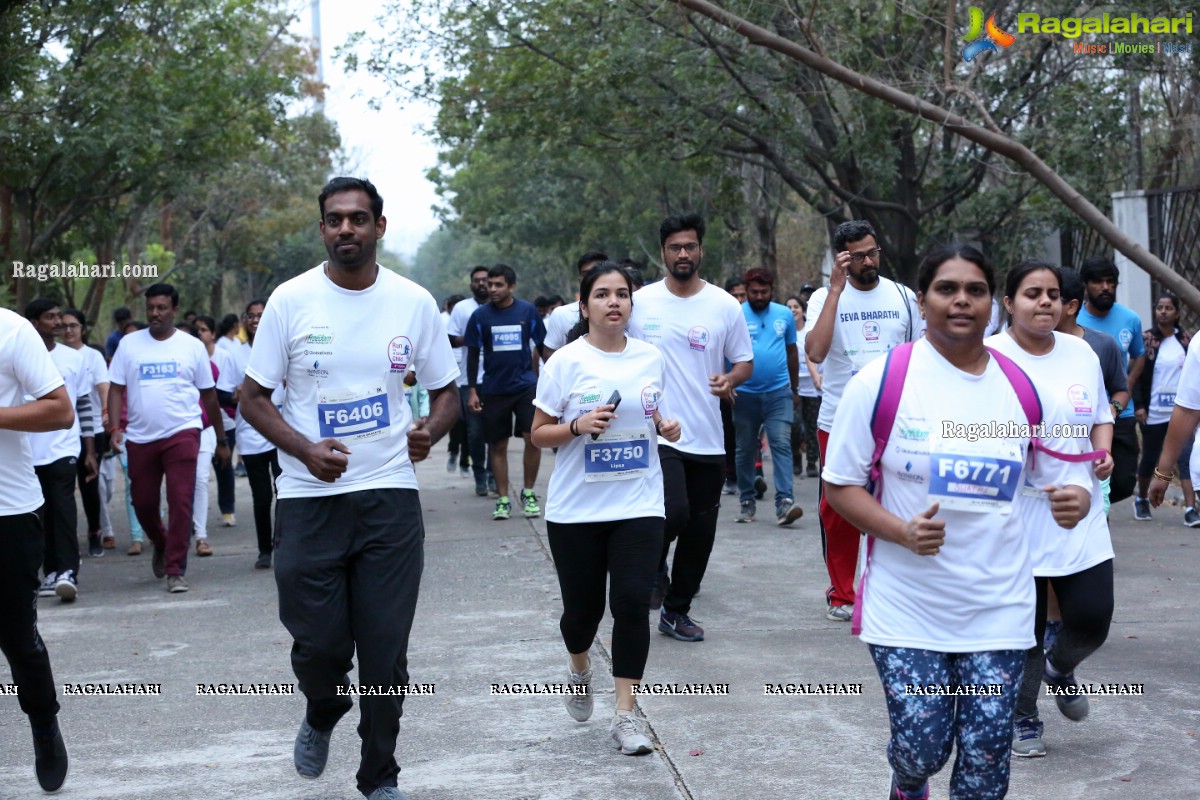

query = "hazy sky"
[294,0,442,258]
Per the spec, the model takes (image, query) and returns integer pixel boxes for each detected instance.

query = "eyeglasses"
[62,323,82,331]
[245,313,262,320]
[848,247,882,265]
[665,243,700,255]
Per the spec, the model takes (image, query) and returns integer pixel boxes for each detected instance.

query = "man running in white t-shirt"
[240,177,459,800]
[0,308,75,793]
[108,284,230,594]
[805,220,922,622]
[542,251,608,361]
[628,213,754,642]
[447,265,493,496]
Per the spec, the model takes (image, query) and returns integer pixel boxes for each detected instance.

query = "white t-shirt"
[215,341,245,394]
[1149,335,1187,425]
[627,280,753,455]
[534,336,666,523]
[543,303,581,351]
[805,279,922,431]
[109,329,213,444]
[0,310,65,514]
[446,296,483,387]
[232,341,283,456]
[246,264,459,499]
[796,328,819,398]
[822,339,1091,651]
[78,345,109,435]
[1178,338,1200,411]
[29,344,90,465]
[987,331,1114,577]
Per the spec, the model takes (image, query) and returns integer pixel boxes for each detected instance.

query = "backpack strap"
[984,346,1105,464]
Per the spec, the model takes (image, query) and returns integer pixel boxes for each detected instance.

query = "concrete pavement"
[1,450,1197,799]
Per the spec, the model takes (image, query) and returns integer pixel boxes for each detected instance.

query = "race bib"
[491,324,522,352]
[583,429,651,482]
[1154,387,1177,409]
[317,385,391,442]
[927,438,1022,514]
[139,362,177,381]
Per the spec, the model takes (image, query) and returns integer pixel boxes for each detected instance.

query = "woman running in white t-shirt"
[822,245,1091,800]
[986,261,1115,759]
[530,262,680,756]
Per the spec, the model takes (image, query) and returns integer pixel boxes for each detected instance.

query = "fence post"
[1111,189,1153,324]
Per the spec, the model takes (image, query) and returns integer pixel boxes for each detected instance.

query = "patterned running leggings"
[869,645,1025,800]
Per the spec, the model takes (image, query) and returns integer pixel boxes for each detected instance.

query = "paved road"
[1,451,1197,799]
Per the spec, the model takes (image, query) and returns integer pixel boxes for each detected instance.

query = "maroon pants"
[127,428,200,577]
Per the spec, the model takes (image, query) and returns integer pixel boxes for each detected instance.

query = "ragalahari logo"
[962,7,1016,61]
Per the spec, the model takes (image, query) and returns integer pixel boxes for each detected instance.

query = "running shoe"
[888,773,930,798]
[446,453,457,473]
[826,604,853,622]
[520,489,541,518]
[167,575,189,593]
[564,662,593,722]
[151,545,166,579]
[222,513,237,527]
[722,479,737,495]
[255,553,272,570]
[38,572,58,598]
[31,718,68,792]
[87,532,104,557]
[54,570,77,602]
[293,718,333,779]
[366,789,408,800]
[610,713,653,755]
[736,500,756,523]
[1011,718,1046,757]
[1044,657,1089,721]
[658,610,704,642]
[1133,497,1151,521]
[776,499,803,526]
[493,496,511,521]
[475,475,488,496]
[1185,507,1200,528]
[649,567,670,611]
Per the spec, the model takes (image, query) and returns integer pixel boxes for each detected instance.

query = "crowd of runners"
[2,176,1199,800]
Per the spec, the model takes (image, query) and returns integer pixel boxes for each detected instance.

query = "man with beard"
[628,213,753,642]
[447,265,493,496]
[240,177,459,800]
[1077,256,1144,506]
[805,220,922,623]
[731,269,804,526]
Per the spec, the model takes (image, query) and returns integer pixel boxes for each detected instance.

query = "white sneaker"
[55,570,78,602]
[38,572,58,598]
[826,604,853,622]
[564,663,593,722]
[610,712,653,755]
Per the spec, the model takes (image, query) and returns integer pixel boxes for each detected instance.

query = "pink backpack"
[851,342,1103,635]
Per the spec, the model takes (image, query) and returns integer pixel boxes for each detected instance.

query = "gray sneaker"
[1185,507,1200,528]
[564,662,593,722]
[736,500,755,523]
[1044,658,1089,721]
[776,499,803,526]
[826,604,853,622]
[366,788,408,800]
[1011,718,1046,757]
[166,575,189,593]
[610,712,653,755]
[294,718,333,778]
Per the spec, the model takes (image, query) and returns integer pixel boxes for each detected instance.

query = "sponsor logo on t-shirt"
[306,360,329,378]
[139,362,177,381]
[304,333,334,345]
[862,321,880,341]
[688,326,709,351]
[388,336,413,373]
[641,385,661,415]
[896,459,925,484]
[1119,329,1132,349]
[1067,384,1092,414]
[897,425,929,441]
[773,318,788,336]
[579,389,602,405]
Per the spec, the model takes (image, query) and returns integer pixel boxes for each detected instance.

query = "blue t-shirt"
[740,301,796,394]
[464,299,546,394]
[1078,301,1144,419]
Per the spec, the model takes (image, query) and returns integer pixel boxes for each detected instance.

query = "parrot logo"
[962,7,1015,61]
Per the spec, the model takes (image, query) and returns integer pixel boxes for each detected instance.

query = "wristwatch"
[1111,399,1124,414]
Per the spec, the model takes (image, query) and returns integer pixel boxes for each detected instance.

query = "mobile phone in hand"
[592,390,622,440]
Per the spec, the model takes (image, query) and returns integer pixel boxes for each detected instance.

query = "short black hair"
[576,251,609,273]
[113,306,132,324]
[659,213,705,247]
[469,265,489,278]
[319,177,383,220]
[1080,255,1119,284]
[144,283,180,308]
[245,298,266,315]
[24,298,59,321]
[723,276,745,292]
[1059,267,1085,306]
[487,264,517,286]
[217,313,240,338]
[832,221,877,252]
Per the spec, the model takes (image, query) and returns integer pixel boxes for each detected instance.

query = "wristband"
[569,418,580,436]
[654,419,663,437]
[1153,467,1175,482]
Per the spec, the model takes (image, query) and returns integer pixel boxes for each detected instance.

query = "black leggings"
[77,435,103,532]
[1109,418,1137,504]
[547,517,663,679]
[1016,559,1114,722]
[242,450,280,556]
